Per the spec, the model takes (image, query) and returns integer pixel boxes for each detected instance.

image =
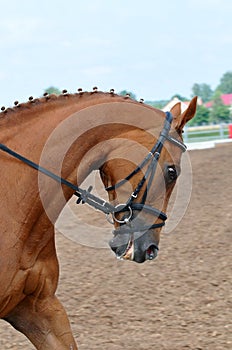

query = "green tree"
[216,71,232,94]
[191,83,201,97]
[44,86,61,95]
[191,83,213,102]
[201,84,213,102]
[145,100,168,109]
[188,105,210,126]
[170,94,188,102]
[118,90,137,100]
[210,90,230,123]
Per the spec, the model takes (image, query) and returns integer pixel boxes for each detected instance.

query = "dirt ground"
[0,143,231,349]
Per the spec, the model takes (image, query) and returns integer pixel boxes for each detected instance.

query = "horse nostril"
[145,244,158,260]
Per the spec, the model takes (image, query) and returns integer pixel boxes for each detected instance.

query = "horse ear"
[170,102,182,118]
[171,96,198,132]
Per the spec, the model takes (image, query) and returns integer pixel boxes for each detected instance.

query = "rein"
[0,112,186,232]
[0,143,115,214]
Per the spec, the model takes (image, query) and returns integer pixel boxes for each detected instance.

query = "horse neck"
[0,93,157,227]
[1,93,167,238]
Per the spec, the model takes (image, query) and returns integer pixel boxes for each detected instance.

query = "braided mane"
[0,89,145,120]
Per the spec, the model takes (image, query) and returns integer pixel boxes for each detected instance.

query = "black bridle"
[0,111,186,233]
[105,111,186,233]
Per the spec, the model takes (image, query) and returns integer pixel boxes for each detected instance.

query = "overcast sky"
[0,0,231,107]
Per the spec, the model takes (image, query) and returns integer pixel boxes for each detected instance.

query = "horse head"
[100,97,197,263]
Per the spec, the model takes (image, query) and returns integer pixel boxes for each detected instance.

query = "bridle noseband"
[0,111,186,234]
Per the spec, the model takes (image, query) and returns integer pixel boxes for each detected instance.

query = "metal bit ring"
[112,204,133,224]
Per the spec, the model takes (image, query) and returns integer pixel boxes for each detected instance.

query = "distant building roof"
[162,97,189,113]
[205,93,232,108]
[221,93,232,105]
[162,96,201,113]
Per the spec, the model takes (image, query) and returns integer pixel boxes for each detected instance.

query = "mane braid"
[0,90,144,121]
[0,92,82,116]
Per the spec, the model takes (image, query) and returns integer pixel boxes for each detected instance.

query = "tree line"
[189,71,232,125]
[44,71,232,126]
[118,71,232,125]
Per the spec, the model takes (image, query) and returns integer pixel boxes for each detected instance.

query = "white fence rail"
[183,124,231,143]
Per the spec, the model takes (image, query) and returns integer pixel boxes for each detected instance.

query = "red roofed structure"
[205,93,232,108]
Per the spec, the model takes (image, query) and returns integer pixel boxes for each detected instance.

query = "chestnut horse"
[0,90,197,349]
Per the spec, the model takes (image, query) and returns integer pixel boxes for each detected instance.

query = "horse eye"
[167,166,177,181]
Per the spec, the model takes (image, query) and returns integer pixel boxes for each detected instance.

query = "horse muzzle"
[109,230,159,263]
